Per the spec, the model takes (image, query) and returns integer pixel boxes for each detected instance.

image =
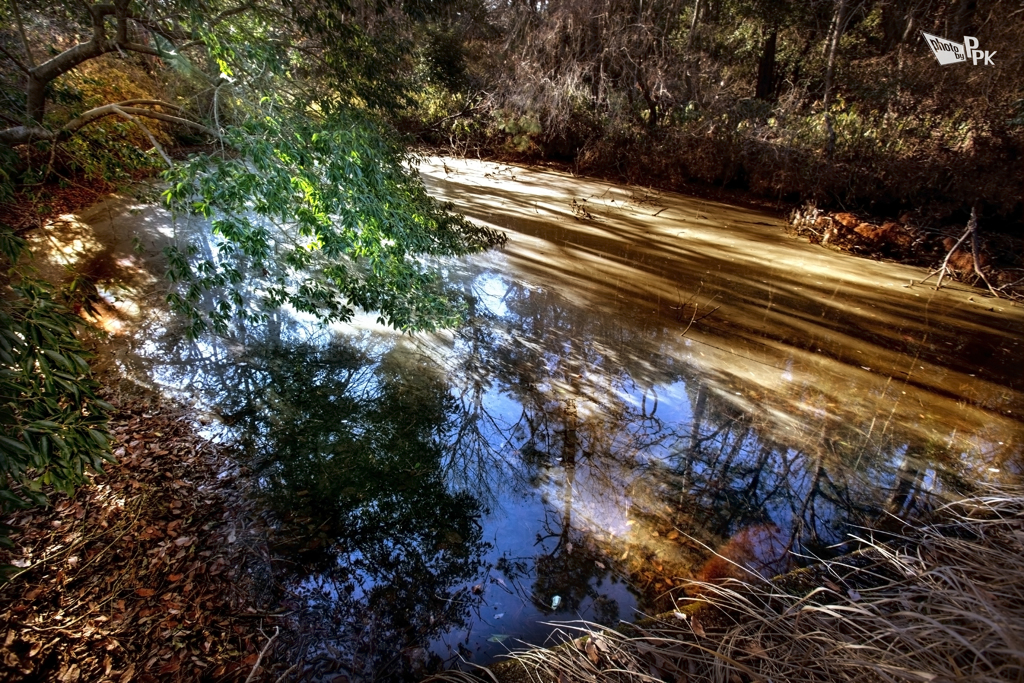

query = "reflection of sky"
[130,256,1022,669]
[473,272,512,318]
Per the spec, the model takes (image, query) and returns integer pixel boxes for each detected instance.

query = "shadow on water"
[58,158,1023,680]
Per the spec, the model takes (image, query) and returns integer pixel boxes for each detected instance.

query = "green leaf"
[0,435,31,454]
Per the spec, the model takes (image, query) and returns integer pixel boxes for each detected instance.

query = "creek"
[40,157,1024,679]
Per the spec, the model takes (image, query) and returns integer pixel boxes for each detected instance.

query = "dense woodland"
[2,1,1024,220]
[411,0,1024,223]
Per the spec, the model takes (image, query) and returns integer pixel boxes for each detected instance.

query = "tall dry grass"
[434,486,1024,683]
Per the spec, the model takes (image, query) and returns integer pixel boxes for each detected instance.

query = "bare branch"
[117,41,165,58]
[0,42,31,75]
[0,124,51,146]
[0,102,217,147]
[244,626,279,683]
[968,207,1000,298]
[932,225,972,290]
[9,0,36,68]
[110,105,173,167]
[103,99,186,111]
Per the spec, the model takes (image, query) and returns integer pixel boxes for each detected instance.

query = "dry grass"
[434,486,1024,683]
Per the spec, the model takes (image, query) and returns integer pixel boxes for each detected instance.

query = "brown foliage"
[0,389,278,682]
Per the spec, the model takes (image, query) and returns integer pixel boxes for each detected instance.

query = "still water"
[63,158,1024,679]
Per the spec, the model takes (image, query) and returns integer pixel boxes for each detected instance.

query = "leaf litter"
[0,388,283,682]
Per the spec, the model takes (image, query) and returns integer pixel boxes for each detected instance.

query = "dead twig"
[969,209,999,298]
[245,625,280,683]
[921,222,971,290]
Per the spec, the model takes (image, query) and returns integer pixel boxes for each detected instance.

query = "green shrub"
[0,226,113,554]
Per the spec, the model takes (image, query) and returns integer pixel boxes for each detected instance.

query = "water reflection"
[104,158,1024,678]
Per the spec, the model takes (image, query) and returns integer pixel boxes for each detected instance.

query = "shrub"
[0,226,113,551]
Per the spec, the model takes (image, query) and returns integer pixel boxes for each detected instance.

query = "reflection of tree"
[436,267,969,602]
[133,328,490,679]
[529,400,621,626]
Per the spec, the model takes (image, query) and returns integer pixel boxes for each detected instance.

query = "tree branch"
[0,102,218,147]
[117,41,165,58]
[244,626,278,683]
[110,105,173,166]
[968,207,999,298]
[25,1,180,121]
[131,2,253,46]
[9,0,36,68]
[0,43,31,75]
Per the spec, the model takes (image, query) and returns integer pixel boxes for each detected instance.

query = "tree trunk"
[14,0,163,123]
[880,0,910,52]
[687,0,703,49]
[822,0,850,158]
[755,29,778,101]
[26,76,47,123]
[638,78,659,129]
[953,0,977,37]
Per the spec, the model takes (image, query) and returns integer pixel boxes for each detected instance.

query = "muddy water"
[44,159,1023,679]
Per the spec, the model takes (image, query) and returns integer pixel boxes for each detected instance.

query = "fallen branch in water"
[921,207,1000,298]
[245,626,279,683]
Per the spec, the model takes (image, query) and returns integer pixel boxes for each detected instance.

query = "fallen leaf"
[691,615,706,637]
[585,638,599,664]
[136,588,156,597]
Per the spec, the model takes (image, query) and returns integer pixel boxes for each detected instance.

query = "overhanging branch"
[0,101,218,147]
